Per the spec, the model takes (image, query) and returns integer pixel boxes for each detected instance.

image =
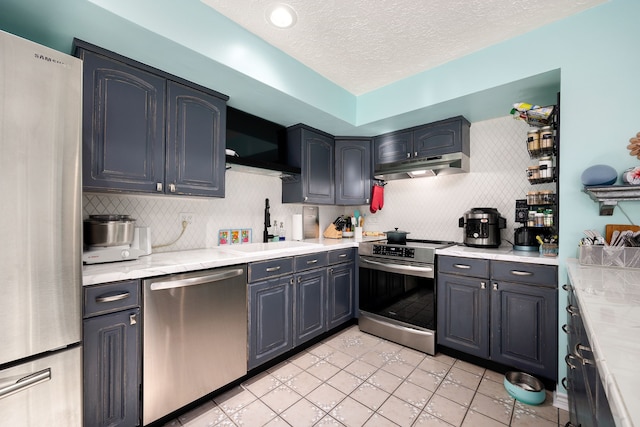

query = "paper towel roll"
[292,214,303,241]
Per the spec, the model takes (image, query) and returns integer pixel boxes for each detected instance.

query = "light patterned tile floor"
[165,326,569,427]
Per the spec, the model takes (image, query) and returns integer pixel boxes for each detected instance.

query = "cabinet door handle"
[95,292,130,304]
[480,282,486,289]
[306,259,319,265]
[492,283,498,291]
[129,313,137,325]
[406,152,411,158]
[169,183,176,193]
[510,270,533,276]
[156,182,163,192]
[453,263,471,269]
[266,266,282,272]
[565,353,578,370]
[562,324,571,334]
[574,343,594,365]
[561,377,569,391]
[329,268,334,274]
[566,305,579,317]
[562,284,572,291]
[290,278,295,285]
[365,199,370,204]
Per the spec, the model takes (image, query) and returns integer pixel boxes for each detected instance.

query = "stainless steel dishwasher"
[142,265,247,425]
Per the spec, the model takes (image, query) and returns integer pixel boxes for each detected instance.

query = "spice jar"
[538,156,553,179]
[543,209,554,227]
[527,191,539,205]
[528,211,536,227]
[539,190,554,204]
[540,126,554,149]
[527,128,540,153]
[535,212,544,227]
[527,165,540,181]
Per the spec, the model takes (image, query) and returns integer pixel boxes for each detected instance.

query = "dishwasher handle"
[150,268,245,291]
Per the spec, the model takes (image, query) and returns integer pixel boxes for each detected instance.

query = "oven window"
[359,266,435,330]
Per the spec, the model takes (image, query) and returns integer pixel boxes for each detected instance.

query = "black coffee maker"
[514,199,552,251]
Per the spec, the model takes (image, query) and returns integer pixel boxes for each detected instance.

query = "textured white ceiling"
[201,0,605,95]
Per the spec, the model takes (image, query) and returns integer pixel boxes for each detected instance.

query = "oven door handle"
[360,257,434,277]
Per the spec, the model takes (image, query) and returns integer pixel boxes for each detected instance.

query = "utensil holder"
[578,245,640,269]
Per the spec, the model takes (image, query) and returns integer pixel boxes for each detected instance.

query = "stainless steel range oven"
[358,239,454,355]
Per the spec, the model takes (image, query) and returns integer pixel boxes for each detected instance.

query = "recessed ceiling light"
[266,3,297,29]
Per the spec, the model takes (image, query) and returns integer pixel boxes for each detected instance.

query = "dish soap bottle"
[279,221,286,241]
[272,220,279,242]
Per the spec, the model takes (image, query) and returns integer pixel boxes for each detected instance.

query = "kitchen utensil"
[610,230,621,246]
[386,228,410,245]
[333,216,346,231]
[83,214,136,247]
[605,224,640,244]
[503,372,545,405]
[354,209,360,226]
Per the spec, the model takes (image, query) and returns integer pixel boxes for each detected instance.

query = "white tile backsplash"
[83,115,552,251]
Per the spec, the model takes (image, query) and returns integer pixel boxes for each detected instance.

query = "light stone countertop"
[436,244,560,266]
[82,237,381,286]
[566,258,640,427]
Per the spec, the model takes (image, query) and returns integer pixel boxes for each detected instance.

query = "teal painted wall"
[2,0,640,397]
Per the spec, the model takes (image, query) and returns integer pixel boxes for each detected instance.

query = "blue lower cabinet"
[327,262,355,329]
[294,269,327,346]
[248,276,294,371]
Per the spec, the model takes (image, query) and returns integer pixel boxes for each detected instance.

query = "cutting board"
[605,224,640,244]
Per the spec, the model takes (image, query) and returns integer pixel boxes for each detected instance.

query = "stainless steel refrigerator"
[0,30,83,425]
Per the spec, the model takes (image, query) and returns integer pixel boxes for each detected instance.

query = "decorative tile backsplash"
[83,115,552,251]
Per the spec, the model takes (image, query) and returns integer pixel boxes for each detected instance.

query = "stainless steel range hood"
[374,152,469,180]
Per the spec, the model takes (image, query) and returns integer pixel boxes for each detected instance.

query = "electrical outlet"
[180,213,194,224]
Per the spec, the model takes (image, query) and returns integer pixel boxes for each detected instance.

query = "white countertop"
[436,244,560,266]
[84,239,561,286]
[566,258,640,427]
[82,238,380,286]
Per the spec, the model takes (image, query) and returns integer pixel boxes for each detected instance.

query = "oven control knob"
[121,249,130,258]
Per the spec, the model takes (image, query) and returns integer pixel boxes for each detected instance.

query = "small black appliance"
[459,207,506,248]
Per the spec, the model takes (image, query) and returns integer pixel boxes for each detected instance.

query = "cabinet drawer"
[295,252,328,272]
[328,248,355,264]
[84,280,140,318]
[491,261,557,288]
[248,257,294,282]
[438,255,489,278]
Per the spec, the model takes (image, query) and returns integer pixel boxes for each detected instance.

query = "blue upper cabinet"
[166,81,226,197]
[283,124,335,204]
[75,40,228,197]
[78,49,166,193]
[374,116,470,166]
[334,138,372,206]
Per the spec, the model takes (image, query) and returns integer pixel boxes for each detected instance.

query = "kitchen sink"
[220,240,323,254]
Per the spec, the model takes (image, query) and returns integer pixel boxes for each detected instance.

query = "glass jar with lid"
[540,126,554,149]
[527,128,540,153]
[539,190,554,204]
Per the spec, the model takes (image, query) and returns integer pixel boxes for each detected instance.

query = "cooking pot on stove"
[84,214,136,247]
[459,207,506,248]
[386,228,410,245]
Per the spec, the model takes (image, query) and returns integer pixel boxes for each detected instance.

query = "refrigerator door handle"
[0,368,51,400]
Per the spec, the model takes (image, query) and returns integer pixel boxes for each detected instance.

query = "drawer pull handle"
[338,254,347,258]
[266,266,282,272]
[306,259,319,265]
[453,264,471,269]
[0,368,51,400]
[95,292,130,304]
[510,270,533,276]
